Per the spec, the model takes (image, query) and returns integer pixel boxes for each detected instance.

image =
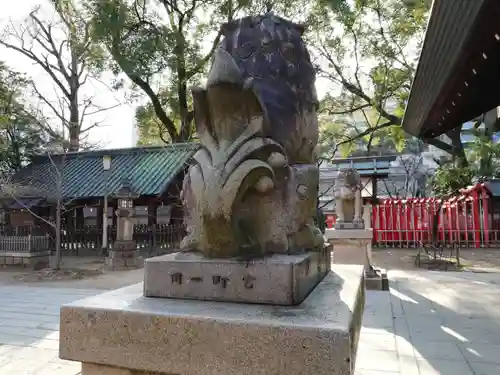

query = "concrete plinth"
[60,265,365,375]
[325,228,388,291]
[365,266,389,291]
[334,221,364,230]
[0,251,50,269]
[144,246,330,305]
[325,228,372,268]
[325,229,388,291]
[104,251,143,270]
[105,241,143,270]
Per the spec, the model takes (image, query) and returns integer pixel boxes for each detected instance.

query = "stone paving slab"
[0,285,99,375]
[0,270,499,374]
[355,270,500,375]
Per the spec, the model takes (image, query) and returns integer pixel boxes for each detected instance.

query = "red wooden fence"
[326,183,500,248]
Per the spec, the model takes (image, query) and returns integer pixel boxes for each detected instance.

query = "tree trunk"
[175,30,192,142]
[52,199,62,270]
[431,199,444,250]
[68,50,80,151]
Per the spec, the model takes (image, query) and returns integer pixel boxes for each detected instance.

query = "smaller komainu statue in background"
[333,168,364,229]
[179,12,324,258]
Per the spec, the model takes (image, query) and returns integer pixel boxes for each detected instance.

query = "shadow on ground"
[357,270,500,375]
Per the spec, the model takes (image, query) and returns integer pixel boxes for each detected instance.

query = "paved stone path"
[356,270,500,375]
[0,285,99,374]
[0,270,499,374]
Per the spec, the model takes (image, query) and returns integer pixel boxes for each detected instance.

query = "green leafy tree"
[311,0,430,159]
[0,62,54,173]
[430,135,500,196]
[86,0,233,143]
[85,0,307,144]
[468,135,500,179]
[429,162,473,197]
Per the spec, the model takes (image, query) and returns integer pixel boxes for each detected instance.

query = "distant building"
[461,121,500,145]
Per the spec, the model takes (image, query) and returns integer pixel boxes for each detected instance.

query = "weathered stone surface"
[334,222,365,230]
[112,240,136,252]
[105,250,143,270]
[144,246,331,305]
[326,229,373,240]
[365,266,389,291]
[82,363,165,375]
[326,229,387,291]
[333,168,363,228]
[0,251,51,269]
[362,204,372,228]
[60,265,365,375]
[326,228,372,269]
[180,13,322,258]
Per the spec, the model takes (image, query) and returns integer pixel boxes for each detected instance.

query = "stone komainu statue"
[333,168,364,227]
[180,13,323,258]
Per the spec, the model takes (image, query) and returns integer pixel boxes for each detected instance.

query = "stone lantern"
[105,178,143,269]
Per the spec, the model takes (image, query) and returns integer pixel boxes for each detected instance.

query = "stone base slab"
[365,267,389,291]
[60,265,365,375]
[144,246,331,305]
[325,229,372,268]
[334,222,364,230]
[325,228,373,240]
[105,250,143,270]
[112,240,136,251]
[0,251,50,269]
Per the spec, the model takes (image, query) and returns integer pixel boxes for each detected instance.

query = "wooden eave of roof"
[402,0,500,141]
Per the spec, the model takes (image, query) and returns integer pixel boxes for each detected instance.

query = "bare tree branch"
[0,2,120,151]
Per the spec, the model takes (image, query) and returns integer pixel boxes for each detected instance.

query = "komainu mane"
[180,13,323,258]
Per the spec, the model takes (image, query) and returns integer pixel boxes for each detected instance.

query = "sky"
[1,0,136,150]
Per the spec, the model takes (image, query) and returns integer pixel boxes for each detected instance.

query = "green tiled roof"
[13,143,199,199]
[324,155,396,176]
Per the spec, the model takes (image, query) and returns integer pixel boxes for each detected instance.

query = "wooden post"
[111,200,118,242]
[96,204,103,249]
[148,201,158,226]
[75,207,84,229]
[148,200,158,251]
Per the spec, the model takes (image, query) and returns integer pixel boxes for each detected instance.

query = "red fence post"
[418,199,425,245]
[395,200,400,246]
[437,199,444,244]
[462,197,469,246]
[370,187,494,249]
[482,185,490,247]
[407,199,414,246]
[471,187,481,248]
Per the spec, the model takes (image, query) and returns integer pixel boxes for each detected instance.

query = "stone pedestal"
[60,265,365,375]
[365,266,389,291]
[362,204,372,229]
[105,240,143,270]
[144,247,330,305]
[325,228,387,291]
[0,251,51,269]
[326,228,372,267]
